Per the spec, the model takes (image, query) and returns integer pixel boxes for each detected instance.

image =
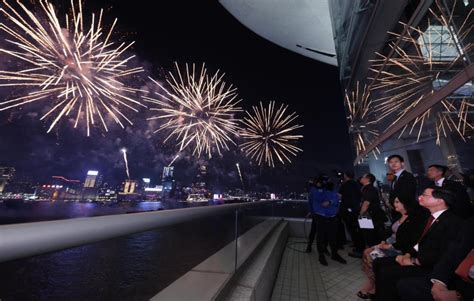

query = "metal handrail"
[0,201,275,263]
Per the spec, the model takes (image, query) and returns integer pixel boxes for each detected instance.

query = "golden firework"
[240,101,303,168]
[144,62,242,158]
[0,0,145,135]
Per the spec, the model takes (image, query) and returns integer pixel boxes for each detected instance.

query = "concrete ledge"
[151,218,281,301]
[220,221,289,301]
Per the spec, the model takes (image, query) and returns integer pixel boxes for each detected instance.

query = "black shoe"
[348,251,362,258]
[331,253,347,264]
[319,254,328,266]
[305,246,312,253]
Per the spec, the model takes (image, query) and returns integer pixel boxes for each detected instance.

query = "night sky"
[0,1,353,192]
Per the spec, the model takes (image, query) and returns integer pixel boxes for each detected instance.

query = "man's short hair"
[429,164,448,177]
[432,188,455,208]
[365,173,376,184]
[387,154,404,162]
[344,171,355,179]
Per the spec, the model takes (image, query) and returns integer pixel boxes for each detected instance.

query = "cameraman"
[307,176,347,266]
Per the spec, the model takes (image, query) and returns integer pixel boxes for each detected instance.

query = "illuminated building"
[0,167,15,193]
[162,166,174,193]
[84,170,99,188]
[142,178,151,189]
[195,165,207,189]
[121,179,138,194]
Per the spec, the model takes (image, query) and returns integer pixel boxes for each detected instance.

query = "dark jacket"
[339,179,361,211]
[430,179,473,219]
[389,170,417,206]
[431,218,474,285]
[392,207,429,254]
[411,210,461,268]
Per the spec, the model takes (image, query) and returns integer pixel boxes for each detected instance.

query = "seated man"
[397,217,474,301]
[373,188,461,301]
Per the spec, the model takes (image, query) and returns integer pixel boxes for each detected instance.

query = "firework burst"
[0,0,145,135]
[240,101,303,168]
[369,2,473,143]
[344,82,380,160]
[143,62,242,158]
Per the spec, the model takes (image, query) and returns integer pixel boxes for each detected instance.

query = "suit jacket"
[431,217,474,285]
[431,179,473,219]
[389,170,417,206]
[392,207,429,254]
[411,210,461,268]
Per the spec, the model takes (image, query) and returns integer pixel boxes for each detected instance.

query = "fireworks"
[369,2,473,143]
[344,82,380,160]
[236,163,244,189]
[0,0,145,135]
[143,62,242,158]
[168,154,180,167]
[240,101,303,168]
[121,148,130,179]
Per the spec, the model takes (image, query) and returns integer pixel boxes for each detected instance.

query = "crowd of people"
[305,154,473,301]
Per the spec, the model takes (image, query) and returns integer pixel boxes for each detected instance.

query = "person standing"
[360,173,387,247]
[308,179,347,266]
[339,171,364,257]
[427,164,473,219]
[306,178,323,254]
[388,154,417,219]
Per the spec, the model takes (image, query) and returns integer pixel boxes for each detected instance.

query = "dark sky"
[0,1,353,192]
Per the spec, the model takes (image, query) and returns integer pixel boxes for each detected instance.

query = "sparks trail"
[121,148,130,179]
[236,163,244,190]
[240,101,303,168]
[144,62,242,159]
[369,2,473,143]
[344,82,380,161]
[0,0,145,136]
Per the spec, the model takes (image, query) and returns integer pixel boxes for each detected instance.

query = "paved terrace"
[271,238,365,301]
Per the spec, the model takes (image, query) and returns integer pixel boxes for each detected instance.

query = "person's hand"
[377,241,391,250]
[322,201,330,207]
[395,254,413,266]
[431,282,449,301]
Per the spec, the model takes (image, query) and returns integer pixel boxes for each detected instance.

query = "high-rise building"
[84,170,99,188]
[0,167,15,193]
[121,179,138,194]
[142,178,151,189]
[162,166,174,193]
[195,165,207,189]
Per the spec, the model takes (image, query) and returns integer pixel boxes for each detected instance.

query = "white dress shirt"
[435,177,445,187]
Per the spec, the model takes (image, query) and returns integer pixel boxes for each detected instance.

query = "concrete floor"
[271,237,366,301]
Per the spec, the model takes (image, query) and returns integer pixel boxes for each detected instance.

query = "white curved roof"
[219,0,337,66]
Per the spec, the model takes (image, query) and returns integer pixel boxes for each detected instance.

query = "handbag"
[455,249,474,284]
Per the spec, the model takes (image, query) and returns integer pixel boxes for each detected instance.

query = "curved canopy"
[219,0,337,66]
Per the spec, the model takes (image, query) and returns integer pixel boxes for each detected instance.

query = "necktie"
[418,215,435,242]
[392,175,398,189]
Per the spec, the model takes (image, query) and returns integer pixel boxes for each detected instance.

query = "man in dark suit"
[387,154,417,218]
[373,188,461,301]
[339,171,363,256]
[427,164,473,219]
[396,217,474,301]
